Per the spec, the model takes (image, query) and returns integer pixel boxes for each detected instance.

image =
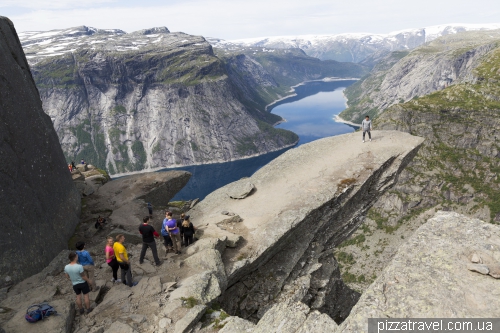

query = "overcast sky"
[1,0,499,39]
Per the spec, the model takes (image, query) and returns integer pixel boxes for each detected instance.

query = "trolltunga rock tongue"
[188,130,424,321]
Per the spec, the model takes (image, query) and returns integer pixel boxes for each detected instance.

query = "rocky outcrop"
[332,29,500,294]
[187,131,423,323]
[0,16,81,287]
[339,211,500,331]
[339,29,500,123]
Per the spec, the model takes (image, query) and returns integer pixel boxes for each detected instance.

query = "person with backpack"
[181,215,196,247]
[138,216,162,266]
[147,202,153,217]
[105,236,120,283]
[113,234,137,287]
[361,115,373,143]
[64,251,92,315]
[161,212,174,257]
[165,212,182,254]
[75,241,97,291]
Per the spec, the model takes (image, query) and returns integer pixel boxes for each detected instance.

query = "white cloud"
[5,0,500,39]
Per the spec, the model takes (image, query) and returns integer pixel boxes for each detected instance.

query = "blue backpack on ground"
[25,302,57,323]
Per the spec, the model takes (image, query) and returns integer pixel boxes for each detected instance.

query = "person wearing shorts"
[64,251,92,315]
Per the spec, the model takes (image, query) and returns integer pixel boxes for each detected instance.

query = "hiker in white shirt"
[361,115,373,142]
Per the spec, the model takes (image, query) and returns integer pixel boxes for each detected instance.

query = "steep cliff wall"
[0,17,80,287]
[20,26,367,175]
[334,32,500,294]
[339,30,500,123]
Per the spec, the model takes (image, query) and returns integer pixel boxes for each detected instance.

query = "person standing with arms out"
[147,202,153,218]
[64,252,92,315]
[113,234,137,287]
[162,212,174,257]
[105,236,120,283]
[361,115,373,143]
[181,215,196,247]
[75,241,98,291]
[166,212,182,254]
[139,216,163,266]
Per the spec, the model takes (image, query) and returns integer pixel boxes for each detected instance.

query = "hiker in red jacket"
[138,216,162,266]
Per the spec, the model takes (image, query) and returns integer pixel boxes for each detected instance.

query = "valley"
[20,26,367,175]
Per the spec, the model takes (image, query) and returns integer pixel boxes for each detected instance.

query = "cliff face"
[339,211,500,332]
[0,17,80,286]
[20,26,367,175]
[339,30,500,123]
[333,31,500,294]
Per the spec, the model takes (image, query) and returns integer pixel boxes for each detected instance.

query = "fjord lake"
[166,79,357,201]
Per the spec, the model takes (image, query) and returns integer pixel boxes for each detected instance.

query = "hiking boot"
[79,308,84,315]
[369,139,372,142]
[115,278,122,283]
[86,308,92,315]
[156,261,163,267]
[362,140,365,143]
[132,282,139,287]
[176,251,181,255]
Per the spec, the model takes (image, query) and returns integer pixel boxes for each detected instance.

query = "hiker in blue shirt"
[75,241,97,291]
[64,252,92,315]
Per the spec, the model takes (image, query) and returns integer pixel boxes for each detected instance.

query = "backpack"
[25,302,57,323]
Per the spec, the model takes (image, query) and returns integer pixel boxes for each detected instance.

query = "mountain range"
[19,25,366,175]
[211,23,500,62]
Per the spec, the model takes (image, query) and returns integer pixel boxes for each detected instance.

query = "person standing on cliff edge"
[361,115,373,143]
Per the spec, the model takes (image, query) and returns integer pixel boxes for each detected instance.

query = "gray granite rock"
[219,316,255,333]
[0,16,81,287]
[228,182,255,199]
[338,211,500,332]
[104,321,137,333]
[467,263,489,275]
[185,237,227,256]
[184,249,227,291]
[174,305,207,333]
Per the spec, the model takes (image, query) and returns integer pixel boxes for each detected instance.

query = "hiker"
[71,161,76,170]
[95,216,106,230]
[178,213,185,246]
[105,236,120,283]
[75,241,97,291]
[165,212,182,254]
[81,159,85,164]
[64,251,92,315]
[68,164,73,172]
[139,216,162,266]
[162,212,174,256]
[181,215,196,247]
[361,115,373,143]
[147,202,153,217]
[113,234,137,287]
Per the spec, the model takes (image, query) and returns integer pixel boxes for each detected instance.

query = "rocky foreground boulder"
[339,211,500,332]
[0,16,80,287]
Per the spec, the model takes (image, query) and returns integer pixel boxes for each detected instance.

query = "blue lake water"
[166,80,357,201]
